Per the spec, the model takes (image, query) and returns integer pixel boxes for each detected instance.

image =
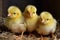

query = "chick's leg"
[20,31,24,40]
[40,35,43,40]
[52,33,55,38]
[51,33,57,40]
[14,32,24,40]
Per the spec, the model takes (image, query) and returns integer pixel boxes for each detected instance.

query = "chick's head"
[8,6,22,19]
[39,11,54,25]
[24,5,37,18]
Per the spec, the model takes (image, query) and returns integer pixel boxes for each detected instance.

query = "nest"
[0,17,60,40]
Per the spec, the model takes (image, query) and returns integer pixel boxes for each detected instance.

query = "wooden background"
[0,0,2,17]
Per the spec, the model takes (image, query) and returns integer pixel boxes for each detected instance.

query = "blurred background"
[2,0,60,20]
[0,0,2,17]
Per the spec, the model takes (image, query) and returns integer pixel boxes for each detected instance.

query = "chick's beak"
[41,19,46,24]
[41,20,45,23]
[30,13,33,17]
[8,13,11,17]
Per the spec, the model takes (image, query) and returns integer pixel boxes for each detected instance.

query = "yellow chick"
[23,5,38,32]
[36,11,57,38]
[4,6,26,38]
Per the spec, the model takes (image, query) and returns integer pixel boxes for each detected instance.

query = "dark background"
[0,0,2,17]
[2,0,60,20]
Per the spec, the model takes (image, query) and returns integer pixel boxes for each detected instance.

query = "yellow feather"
[36,11,57,35]
[4,6,26,33]
[23,5,38,32]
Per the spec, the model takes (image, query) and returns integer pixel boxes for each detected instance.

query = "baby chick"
[36,11,57,39]
[23,5,38,32]
[4,6,26,39]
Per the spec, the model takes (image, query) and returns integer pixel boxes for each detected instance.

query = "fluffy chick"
[4,6,26,38]
[36,11,57,38]
[23,5,38,32]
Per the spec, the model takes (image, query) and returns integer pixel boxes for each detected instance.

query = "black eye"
[27,11,30,14]
[14,13,16,15]
[47,19,49,20]
[33,12,35,14]
[27,11,28,13]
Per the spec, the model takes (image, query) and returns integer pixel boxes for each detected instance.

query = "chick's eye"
[27,11,29,13]
[14,13,16,15]
[33,12,35,14]
[47,19,49,20]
